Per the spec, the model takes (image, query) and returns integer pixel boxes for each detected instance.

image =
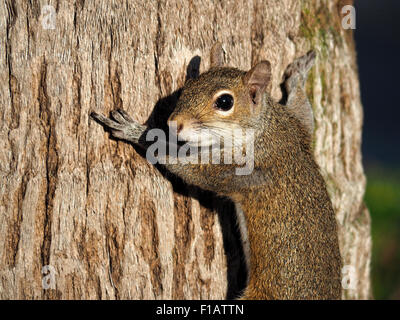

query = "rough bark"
[0,0,371,299]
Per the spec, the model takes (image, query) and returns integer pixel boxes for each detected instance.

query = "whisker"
[197,108,216,119]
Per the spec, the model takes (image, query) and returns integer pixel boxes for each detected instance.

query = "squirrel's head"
[168,44,271,147]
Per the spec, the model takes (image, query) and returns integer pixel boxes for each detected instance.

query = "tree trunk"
[0,0,371,299]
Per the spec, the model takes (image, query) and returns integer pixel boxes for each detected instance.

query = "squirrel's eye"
[214,94,234,111]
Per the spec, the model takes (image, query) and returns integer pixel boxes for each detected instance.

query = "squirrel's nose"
[167,119,184,134]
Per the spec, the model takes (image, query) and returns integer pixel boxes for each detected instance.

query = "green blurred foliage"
[364,166,400,299]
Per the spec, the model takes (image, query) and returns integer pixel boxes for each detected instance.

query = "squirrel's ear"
[210,42,224,68]
[243,61,271,104]
[186,56,201,80]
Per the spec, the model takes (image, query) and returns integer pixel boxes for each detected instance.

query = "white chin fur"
[177,129,219,147]
[178,125,253,147]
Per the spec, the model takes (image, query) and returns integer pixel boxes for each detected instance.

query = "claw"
[116,109,134,123]
[90,112,125,130]
[111,110,127,124]
[90,111,103,122]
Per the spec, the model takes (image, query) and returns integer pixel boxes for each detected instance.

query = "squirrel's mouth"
[176,128,220,148]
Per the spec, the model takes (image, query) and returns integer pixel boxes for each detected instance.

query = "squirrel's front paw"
[90,109,146,143]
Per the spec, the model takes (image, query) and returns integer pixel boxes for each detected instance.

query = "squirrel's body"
[236,136,341,299]
[91,44,342,299]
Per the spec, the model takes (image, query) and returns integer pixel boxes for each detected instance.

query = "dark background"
[355,0,400,166]
[354,0,400,299]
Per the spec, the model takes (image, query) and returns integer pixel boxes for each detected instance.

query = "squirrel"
[91,43,342,300]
